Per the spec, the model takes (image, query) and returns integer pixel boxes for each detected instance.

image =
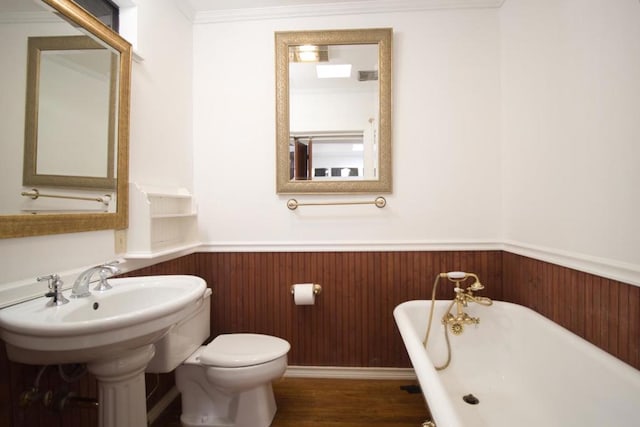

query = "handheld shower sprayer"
[440,271,466,280]
[423,270,493,370]
[440,271,484,292]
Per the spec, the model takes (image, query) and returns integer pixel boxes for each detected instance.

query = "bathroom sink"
[0,275,207,365]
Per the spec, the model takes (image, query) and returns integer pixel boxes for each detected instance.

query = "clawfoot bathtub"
[394,300,640,427]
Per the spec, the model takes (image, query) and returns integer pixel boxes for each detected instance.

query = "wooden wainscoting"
[502,252,640,370]
[194,251,503,367]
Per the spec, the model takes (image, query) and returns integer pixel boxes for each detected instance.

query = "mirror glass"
[276,28,392,194]
[0,0,131,238]
[23,35,118,189]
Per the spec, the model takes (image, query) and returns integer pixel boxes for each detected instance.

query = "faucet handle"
[38,274,69,306]
[94,264,119,291]
[37,274,60,289]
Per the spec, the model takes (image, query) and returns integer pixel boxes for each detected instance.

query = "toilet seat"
[199,333,290,368]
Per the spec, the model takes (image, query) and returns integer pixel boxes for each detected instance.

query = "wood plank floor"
[152,378,430,427]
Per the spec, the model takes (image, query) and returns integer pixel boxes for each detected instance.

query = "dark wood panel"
[502,252,640,370]
[195,251,503,367]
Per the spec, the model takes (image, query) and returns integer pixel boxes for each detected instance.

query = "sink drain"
[463,394,479,405]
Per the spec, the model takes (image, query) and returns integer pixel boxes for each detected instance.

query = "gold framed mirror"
[23,35,118,190]
[275,28,392,194]
[0,0,131,239]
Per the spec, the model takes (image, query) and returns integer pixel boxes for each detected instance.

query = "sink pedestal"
[87,344,156,427]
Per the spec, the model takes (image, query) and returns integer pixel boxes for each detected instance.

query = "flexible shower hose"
[422,274,456,371]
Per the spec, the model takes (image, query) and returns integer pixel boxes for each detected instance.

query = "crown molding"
[191,0,506,24]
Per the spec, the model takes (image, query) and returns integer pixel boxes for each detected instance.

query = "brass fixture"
[287,196,386,210]
[422,272,492,370]
[289,284,322,295]
[440,272,493,335]
[21,189,112,206]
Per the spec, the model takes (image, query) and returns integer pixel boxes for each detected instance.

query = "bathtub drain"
[463,394,479,405]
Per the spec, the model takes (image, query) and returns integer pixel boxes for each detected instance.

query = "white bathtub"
[394,300,640,427]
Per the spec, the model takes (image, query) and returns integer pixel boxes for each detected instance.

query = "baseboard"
[285,366,417,380]
[147,386,179,425]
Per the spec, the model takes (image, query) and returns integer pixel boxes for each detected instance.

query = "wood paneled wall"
[195,251,503,367]
[502,252,640,370]
[1,249,638,426]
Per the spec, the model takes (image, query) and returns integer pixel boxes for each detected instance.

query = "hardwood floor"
[152,378,430,427]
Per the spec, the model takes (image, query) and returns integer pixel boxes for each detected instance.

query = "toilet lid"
[199,333,291,367]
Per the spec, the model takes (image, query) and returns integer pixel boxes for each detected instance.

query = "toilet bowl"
[146,289,291,427]
[176,334,290,427]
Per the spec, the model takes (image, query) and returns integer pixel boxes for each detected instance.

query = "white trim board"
[503,241,640,288]
[199,240,502,253]
[285,365,417,380]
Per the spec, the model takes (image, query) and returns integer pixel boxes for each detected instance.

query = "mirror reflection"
[24,35,118,190]
[276,28,392,194]
[0,0,131,238]
[289,44,379,182]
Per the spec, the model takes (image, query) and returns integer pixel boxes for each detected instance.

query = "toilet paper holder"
[290,284,322,295]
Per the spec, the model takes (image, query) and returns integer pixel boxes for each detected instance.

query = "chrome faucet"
[38,274,69,306]
[440,272,492,335]
[71,263,120,298]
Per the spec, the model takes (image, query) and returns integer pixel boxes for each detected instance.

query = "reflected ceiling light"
[316,64,352,79]
[289,45,328,62]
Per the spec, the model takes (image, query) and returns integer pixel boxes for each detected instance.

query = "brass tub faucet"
[439,272,492,335]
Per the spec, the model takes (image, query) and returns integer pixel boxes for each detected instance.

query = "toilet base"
[176,357,286,427]
[180,383,276,427]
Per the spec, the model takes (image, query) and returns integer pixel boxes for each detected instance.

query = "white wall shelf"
[125,183,199,259]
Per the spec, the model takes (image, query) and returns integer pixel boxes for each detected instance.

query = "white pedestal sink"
[0,275,208,427]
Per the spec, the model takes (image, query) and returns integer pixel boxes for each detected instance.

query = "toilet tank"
[146,288,212,373]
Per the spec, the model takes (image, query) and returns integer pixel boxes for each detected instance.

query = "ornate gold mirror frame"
[275,28,392,194]
[0,0,131,239]
[23,35,118,190]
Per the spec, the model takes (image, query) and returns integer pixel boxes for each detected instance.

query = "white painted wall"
[500,0,640,270]
[0,0,193,304]
[128,0,193,188]
[193,8,502,245]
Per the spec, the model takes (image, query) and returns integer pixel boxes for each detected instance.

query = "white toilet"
[146,289,291,427]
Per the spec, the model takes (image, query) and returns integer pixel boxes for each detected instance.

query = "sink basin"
[0,274,207,365]
[0,274,208,427]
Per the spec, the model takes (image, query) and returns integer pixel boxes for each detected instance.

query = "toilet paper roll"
[293,283,315,305]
